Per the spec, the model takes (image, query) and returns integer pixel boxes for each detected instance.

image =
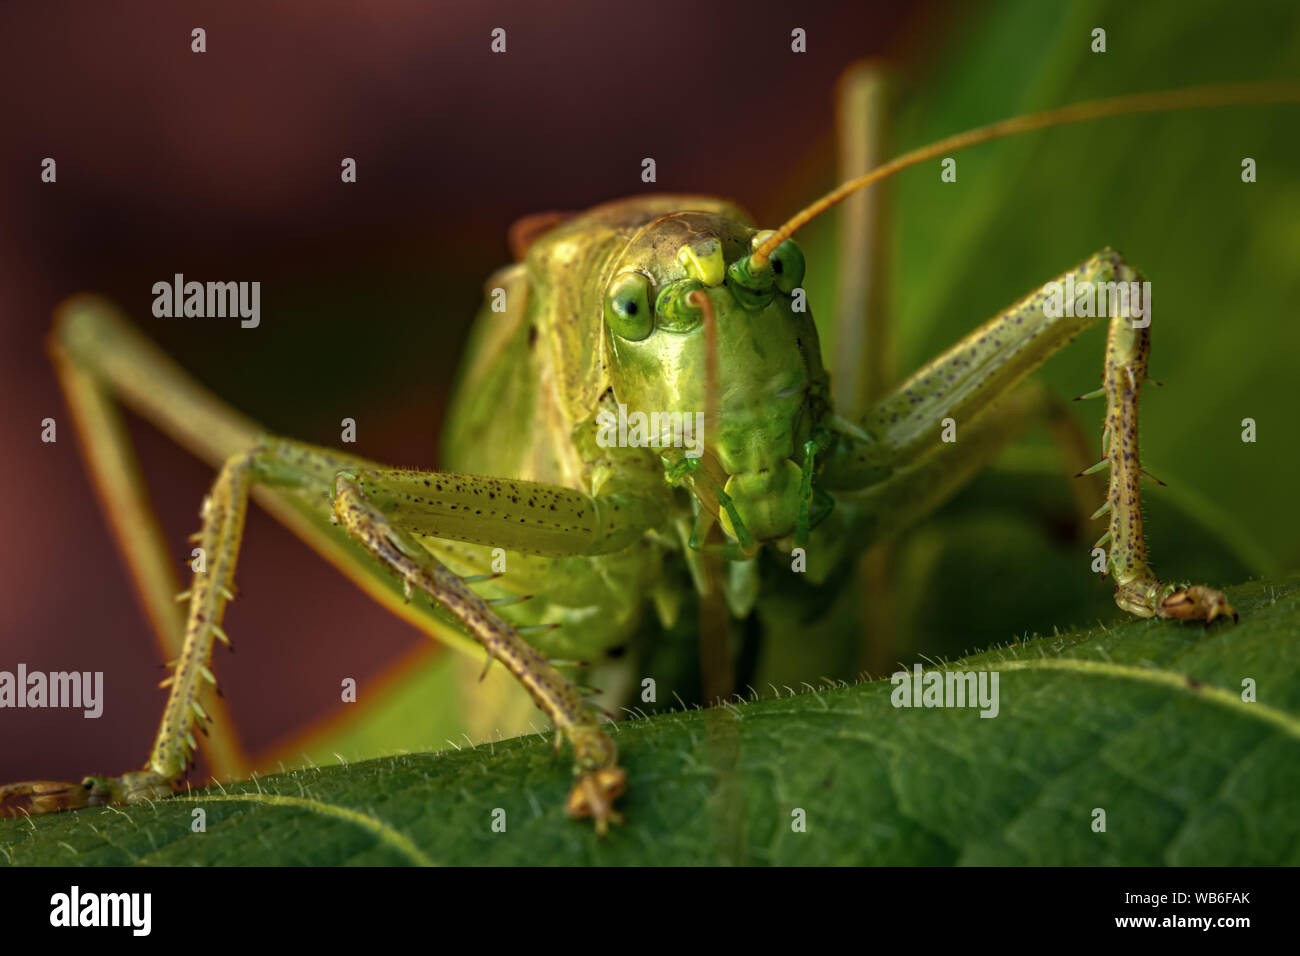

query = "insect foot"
[0,770,172,817]
[564,726,626,836]
[0,780,91,816]
[1114,577,1237,625]
[1157,585,1238,625]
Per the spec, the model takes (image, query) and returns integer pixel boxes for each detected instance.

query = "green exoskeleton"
[4,77,1287,833]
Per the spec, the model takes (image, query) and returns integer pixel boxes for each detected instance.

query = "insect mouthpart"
[667,446,819,553]
[719,459,805,543]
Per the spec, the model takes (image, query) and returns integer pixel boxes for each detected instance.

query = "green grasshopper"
[2,75,1287,835]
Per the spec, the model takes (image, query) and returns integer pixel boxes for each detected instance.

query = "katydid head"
[590,83,1300,553]
[599,210,830,544]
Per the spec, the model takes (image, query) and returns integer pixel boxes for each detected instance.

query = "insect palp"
[795,429,835,548]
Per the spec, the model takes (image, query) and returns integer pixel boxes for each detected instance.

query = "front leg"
[2,432,657,832]
[1098,299,1235,622]
[821,249,1232,623]
[329,471,641,833]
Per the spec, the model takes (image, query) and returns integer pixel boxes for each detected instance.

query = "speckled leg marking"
[828,250,1140,491]
[2,434,643,828]
[824,249,1234,623]
[332,468,654,558]
[1087,263,1236,623]
[332,472,626,833]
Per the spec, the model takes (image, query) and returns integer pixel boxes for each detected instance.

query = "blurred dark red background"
[0,1,935,781]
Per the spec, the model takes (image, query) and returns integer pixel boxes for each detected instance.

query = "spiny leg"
[3,298,524,817]
[43,295,492,666]
[7,298,440,818]
[9,432,657,831]
[1089,281,1236,623]
[1,446,265,816]
[330,471,650,832]
[7,294,662,828]
[749,86,1298,626]
[48,328,249,779]
[833,250,1135,475]
[80,441,406,807]
[820,247,1138,530]
[821,249,1232,622]
[0,302,264,818]
[2,445,285,818]
[321,466,664,831]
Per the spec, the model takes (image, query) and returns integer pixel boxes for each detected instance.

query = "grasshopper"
[2,73,1286,835]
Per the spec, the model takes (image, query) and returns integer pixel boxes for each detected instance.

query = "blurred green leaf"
[806,0,1300,568]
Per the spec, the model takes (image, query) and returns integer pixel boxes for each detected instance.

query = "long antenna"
[750,82,1300,269]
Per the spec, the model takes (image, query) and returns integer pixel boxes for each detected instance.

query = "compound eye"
[604,272,653,341]
[769,239,805,294]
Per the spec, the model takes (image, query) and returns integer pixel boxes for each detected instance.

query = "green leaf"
[4,575,1297,866]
